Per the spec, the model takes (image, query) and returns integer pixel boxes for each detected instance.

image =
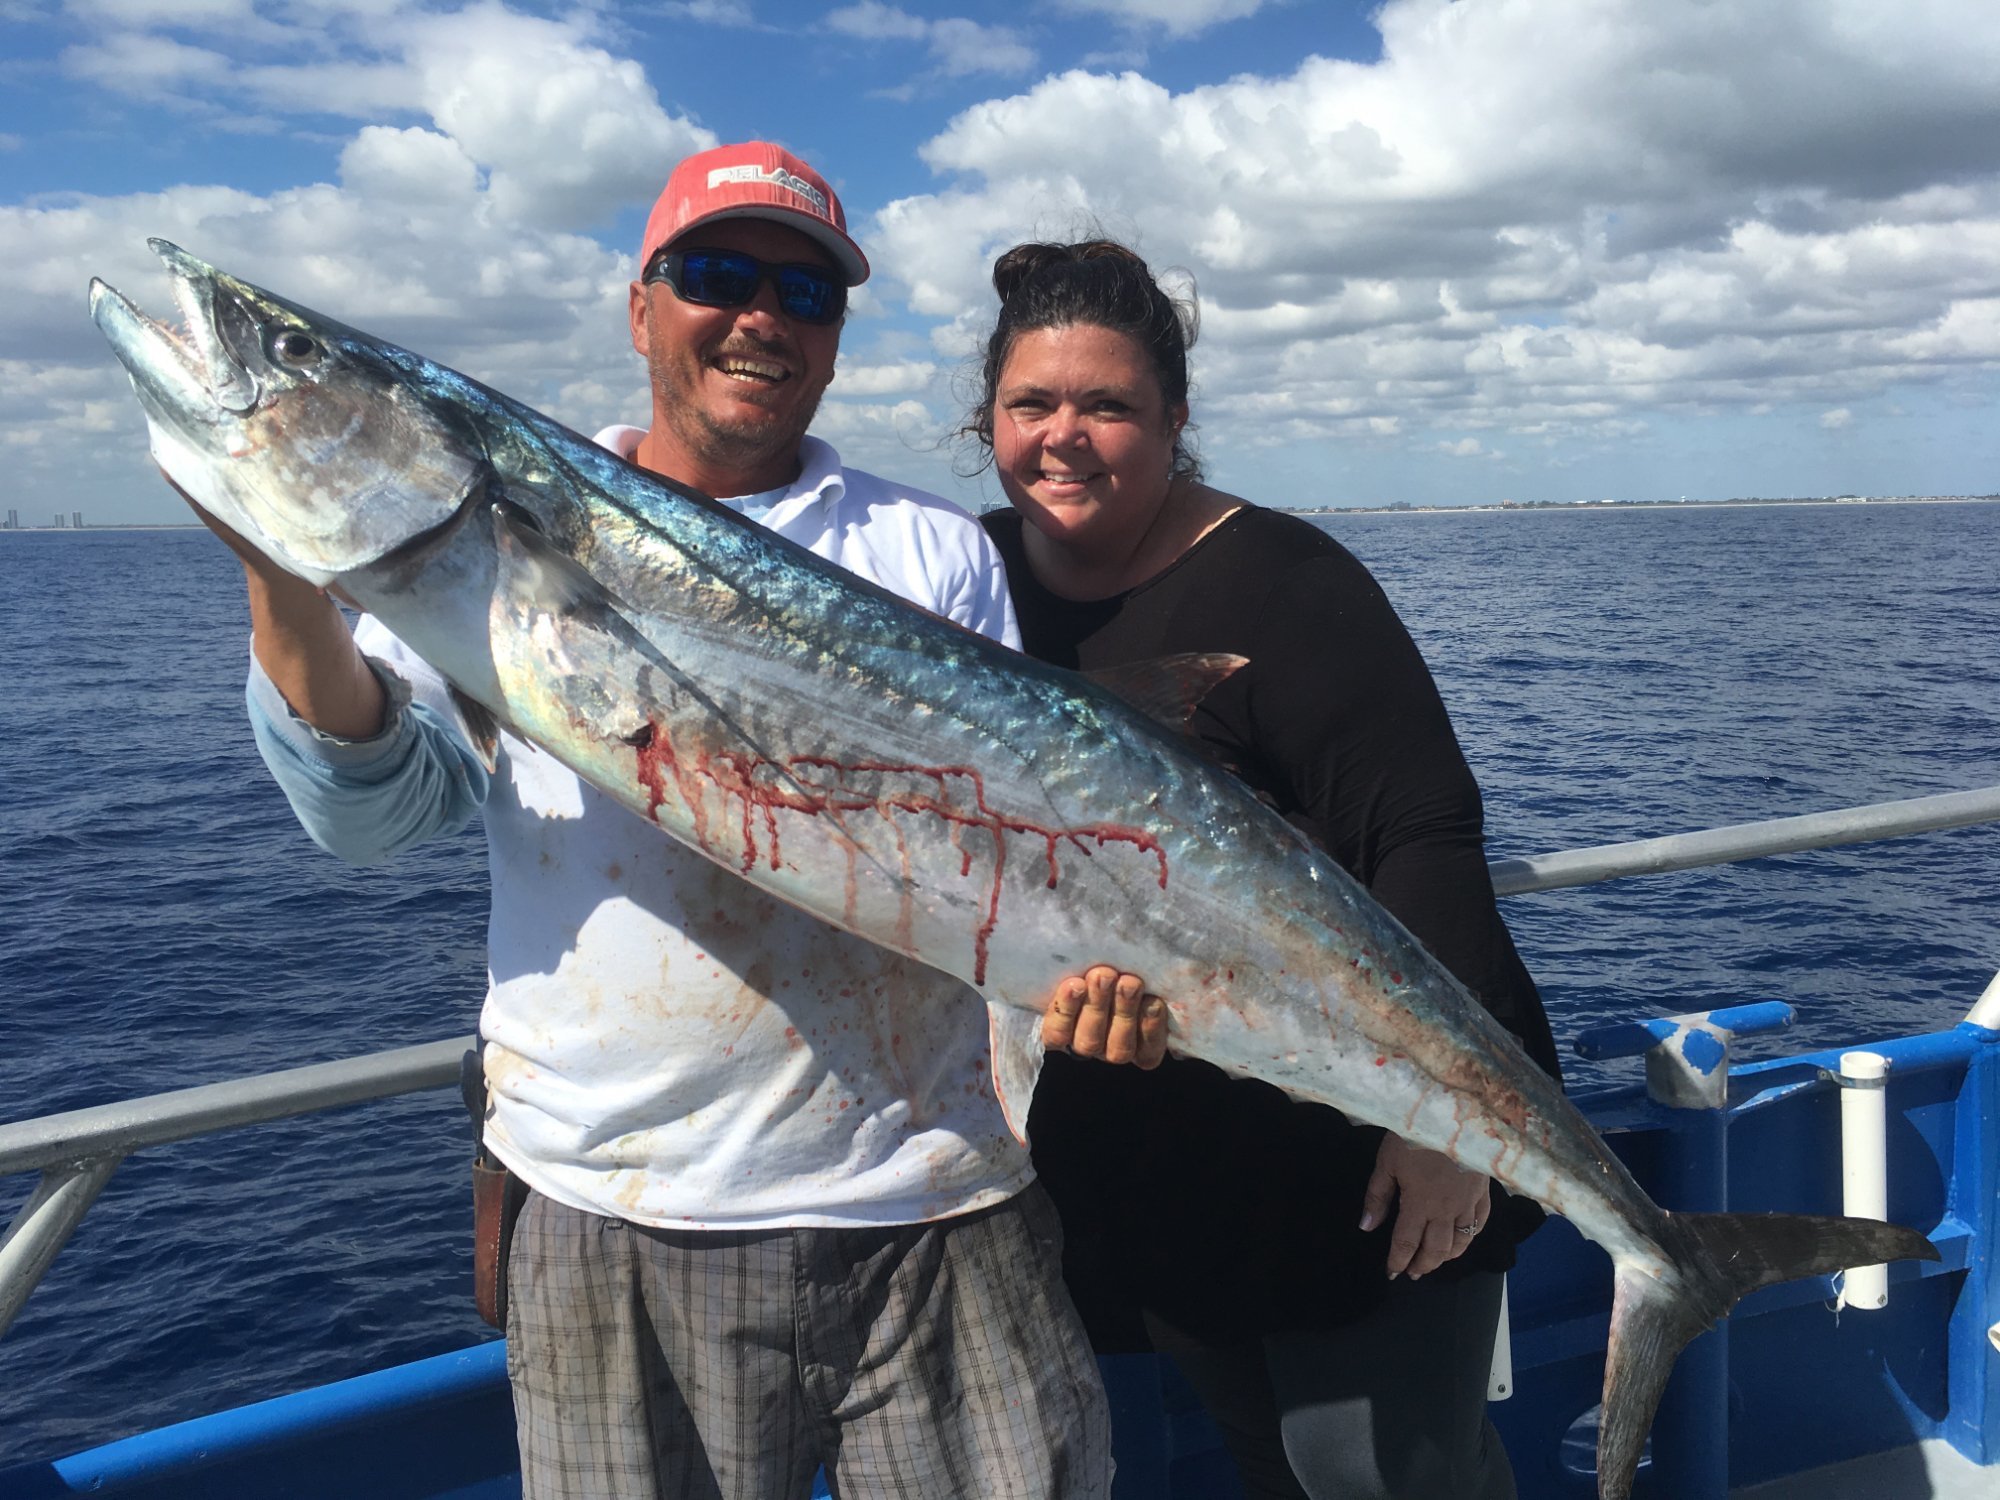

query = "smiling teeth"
[719,357,786,380]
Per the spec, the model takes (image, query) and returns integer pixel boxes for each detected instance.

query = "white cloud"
[63,32,236,99]
[394,5,714,230]
[4,2,722,514]
[17,0,2000,517]
[67,0,269,32]
[1820,408,1854,430]
[827,1,928,41]
[1054,0,1267,38]
[824,3,1036,84]
[807,396,960,490]
[834,358,941,396]
[658,0,757,23]
[337,125,481,206]
[1888,297,2000,363]
[868,0,2000,463]
[926,18,1036,78]
[62,3,714,230]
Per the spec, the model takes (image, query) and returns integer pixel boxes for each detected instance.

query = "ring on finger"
[1453,1222,1482,1237]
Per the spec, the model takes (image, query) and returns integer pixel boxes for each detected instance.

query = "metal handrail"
[0,1038,473,1340]
[5,783,2000,1341]
[0,1038,471,1178]
[1488,783,2000,896]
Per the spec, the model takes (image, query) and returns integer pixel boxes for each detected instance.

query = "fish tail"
[1595,1210,1937,1499]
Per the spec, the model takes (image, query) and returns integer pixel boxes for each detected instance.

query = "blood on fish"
[630,724,1170,984]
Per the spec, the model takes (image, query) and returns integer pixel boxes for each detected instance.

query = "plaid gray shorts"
[506,1183,1112,1500]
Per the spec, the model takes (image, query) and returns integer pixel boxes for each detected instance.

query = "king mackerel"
[91,239,1938,1500]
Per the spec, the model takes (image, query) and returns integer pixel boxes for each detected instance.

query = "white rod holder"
[1966,970,2000,1031]
[1836,1050,1890,1311]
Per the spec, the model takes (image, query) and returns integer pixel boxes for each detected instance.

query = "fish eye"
[271,329,322,367]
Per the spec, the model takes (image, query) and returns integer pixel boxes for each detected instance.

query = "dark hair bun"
[991,243,1071,302]
[993,240,1155,304]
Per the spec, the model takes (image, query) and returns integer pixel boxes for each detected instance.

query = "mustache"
[713,333,791,361]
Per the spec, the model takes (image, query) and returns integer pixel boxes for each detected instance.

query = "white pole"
[1836,1050,1890,1310]
[1966,971,2000,1031]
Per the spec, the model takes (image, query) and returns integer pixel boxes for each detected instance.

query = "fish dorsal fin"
[1086,653,1249,732]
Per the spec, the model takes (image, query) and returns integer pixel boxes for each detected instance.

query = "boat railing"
[1486,782,2000,895]
[6,783,2000,1345]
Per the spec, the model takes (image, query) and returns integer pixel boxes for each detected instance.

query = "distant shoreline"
[0,523,210,532]
[1291,494,2000,516]
[3,496,1995,532]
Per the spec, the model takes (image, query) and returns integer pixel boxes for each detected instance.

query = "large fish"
[92,241,1934,1499]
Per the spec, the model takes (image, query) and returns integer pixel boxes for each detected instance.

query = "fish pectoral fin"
[1085,653,1250,732]
[447,686,504,774]
[490,499,642,623]
[485,502,899,887]
[987,1003,1048,1147]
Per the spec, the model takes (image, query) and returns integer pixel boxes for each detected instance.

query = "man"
[200,142,1161,1499]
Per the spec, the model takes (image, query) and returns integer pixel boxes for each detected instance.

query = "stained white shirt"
[250,430,1034,1228]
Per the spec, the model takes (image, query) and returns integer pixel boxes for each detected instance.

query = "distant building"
[4,509,16,530]
[73,511,84,529]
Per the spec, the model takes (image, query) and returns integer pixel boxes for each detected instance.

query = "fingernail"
[1144,998,1164,1017]
[1358,1211,1378,1232]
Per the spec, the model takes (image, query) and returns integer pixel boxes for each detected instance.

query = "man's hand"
[166,469,385,739]
[1361,1133,1492,1280]
[1040,965,1168,1069]
[170,477,279,574]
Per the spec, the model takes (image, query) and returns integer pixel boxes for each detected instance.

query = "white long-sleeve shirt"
[250,431,1035,1228]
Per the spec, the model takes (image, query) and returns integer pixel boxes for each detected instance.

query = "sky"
[4,0,1998,525]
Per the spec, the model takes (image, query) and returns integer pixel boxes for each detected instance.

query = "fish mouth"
[89,238,491,587]
[90,239,259,423]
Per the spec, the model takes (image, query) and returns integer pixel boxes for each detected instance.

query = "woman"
[965,239,1563,1500]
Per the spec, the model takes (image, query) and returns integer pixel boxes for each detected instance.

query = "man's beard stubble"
[645,334,827,489]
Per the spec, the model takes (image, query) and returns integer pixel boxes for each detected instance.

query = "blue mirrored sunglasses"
[644,248,847,325]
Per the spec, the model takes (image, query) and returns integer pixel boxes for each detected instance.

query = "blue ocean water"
[3,501,1999,1465]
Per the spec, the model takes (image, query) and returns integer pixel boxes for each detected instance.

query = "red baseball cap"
[639,142,869,286]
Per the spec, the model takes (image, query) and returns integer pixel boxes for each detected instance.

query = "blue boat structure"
[4,787,1997,1499]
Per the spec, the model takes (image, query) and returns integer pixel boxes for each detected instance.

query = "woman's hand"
[1040,965,1168,1068]
[1361,1132,1492,1279]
